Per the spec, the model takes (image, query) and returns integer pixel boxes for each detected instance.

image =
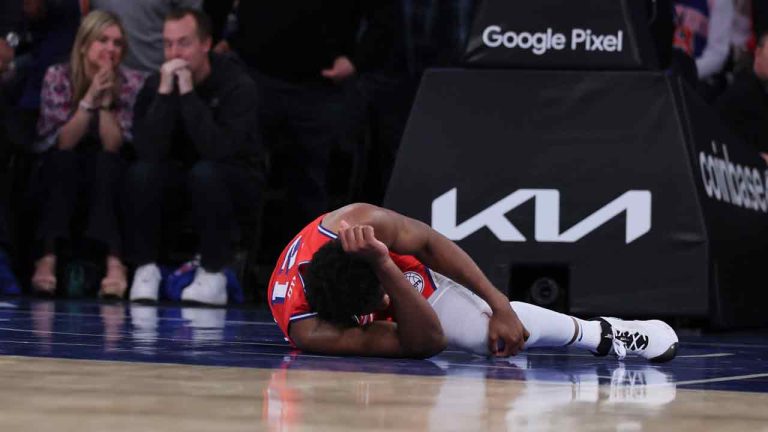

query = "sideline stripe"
[675,372,768,387]
[440,350,736,359]
[676,353,733,358]
[681,341,768,349]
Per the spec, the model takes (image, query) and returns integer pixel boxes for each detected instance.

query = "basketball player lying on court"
[268,203,679,362]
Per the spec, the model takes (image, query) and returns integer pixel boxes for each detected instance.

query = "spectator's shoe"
[591,317,678,363]
[129,263,162,303]
[100,260,127,299]
[181,267,227,306]
[31,255,57,296]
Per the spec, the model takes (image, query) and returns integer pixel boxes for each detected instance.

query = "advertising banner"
[464,0,661,70]
[673,80,768,327]
[386,69,768,326]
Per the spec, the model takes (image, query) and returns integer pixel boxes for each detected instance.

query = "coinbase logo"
[698,141,768,212]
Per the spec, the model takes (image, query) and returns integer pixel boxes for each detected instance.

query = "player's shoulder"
[325,203,392,228]
[336,202,386,216]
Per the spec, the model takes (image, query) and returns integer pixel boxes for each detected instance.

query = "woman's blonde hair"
[69,10,127,104]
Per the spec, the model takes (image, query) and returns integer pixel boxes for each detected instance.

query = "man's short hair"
[303,240,384,326]
[758,31,768,48]
[166,8,212,41]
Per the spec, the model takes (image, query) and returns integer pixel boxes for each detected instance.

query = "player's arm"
[332,203,528,356]
[289,316,442,359]
[289,225,446,358]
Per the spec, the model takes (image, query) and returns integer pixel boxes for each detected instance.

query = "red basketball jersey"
[267,215,437,345]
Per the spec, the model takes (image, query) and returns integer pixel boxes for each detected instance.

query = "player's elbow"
[425,332,448,357]
[404,329,447,359]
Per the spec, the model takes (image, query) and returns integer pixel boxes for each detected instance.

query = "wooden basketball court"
[0,299,766,431]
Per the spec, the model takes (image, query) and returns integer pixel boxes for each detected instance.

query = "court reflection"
[23,300,235,355]
[130,304,159,355]
[129,304,229,345]
[261,354,446,431]
[261,353,677,431]
[13,300,760,395]
[430,356,676,431]
[100,303,125,352]
[128,303,231,356]
[30,300,54,354]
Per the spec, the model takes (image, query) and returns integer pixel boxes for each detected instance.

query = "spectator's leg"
[187,160,239,272]
[31,149,80,293]
[222,159,265,263]
[85,150,124,256]
[225,161,265,233]
[35,149,80,256]
[123,160,169,266]
[86,150,127,297]
[183,160,263,305]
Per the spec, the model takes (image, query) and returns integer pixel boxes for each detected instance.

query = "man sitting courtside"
[126,9,263,305]
[717,32,768,164]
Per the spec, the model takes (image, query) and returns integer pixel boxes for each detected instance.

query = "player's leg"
[427,273,586,354]
[427,272,678,362]
[511,302,678,362]
[427,272,493,355]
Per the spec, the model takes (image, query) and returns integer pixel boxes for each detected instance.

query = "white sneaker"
[181,267,227,306]
[129,263,162,302]
[592,317,679,363]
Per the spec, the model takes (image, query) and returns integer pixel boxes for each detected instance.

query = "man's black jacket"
[132,53,263,167]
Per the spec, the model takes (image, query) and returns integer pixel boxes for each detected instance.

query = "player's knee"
[443,313,490,356]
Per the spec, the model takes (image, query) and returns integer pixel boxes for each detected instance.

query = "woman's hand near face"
[96,65,123,153]
[84,66,114,106]
[83,71,104,106]
[99,67,117,108]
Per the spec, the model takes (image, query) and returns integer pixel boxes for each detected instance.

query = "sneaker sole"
[648,320,679,363]
[130,297,158,304]
[650,341,678,363]
[180,299,227,307]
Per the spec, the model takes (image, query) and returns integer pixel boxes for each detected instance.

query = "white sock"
[570,317,603,351]
[510,302,602,351]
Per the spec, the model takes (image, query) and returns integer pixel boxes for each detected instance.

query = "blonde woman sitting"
[32,10,145,298]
